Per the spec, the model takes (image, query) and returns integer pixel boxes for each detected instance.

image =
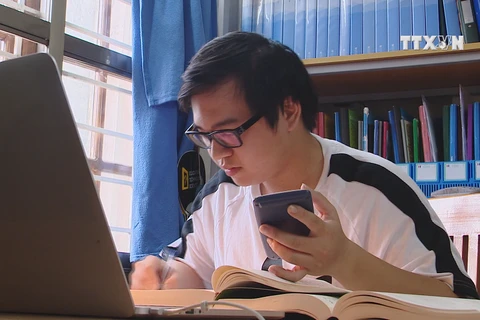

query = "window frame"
[0,0,133,251]
[0,4,132,77]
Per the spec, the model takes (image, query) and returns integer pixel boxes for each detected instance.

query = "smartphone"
[253,189,314,260]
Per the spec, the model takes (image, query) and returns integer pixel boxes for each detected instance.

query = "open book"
[131,265,480,320]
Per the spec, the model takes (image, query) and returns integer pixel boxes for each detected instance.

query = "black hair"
[178,31,318,131]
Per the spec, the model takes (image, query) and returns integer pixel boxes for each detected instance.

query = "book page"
[219,293,339,319]
[373,292,480,312]
[311,294,339,310]
[335,290,480,319]
[212,265,349,295]
[329,291,480,320]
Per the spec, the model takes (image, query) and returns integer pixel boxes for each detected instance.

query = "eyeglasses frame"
[184,113,263,149]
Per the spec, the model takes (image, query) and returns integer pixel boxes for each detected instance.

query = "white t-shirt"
[165,135,477,298]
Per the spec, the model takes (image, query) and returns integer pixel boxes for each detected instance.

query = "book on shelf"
[317,85,480,167]
[243,0,478,59]
[131,265,480,320]
[421,95,439,162]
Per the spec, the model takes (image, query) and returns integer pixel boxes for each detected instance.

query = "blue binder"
[450,104,458,162]
[425,0,440,38]
[339,0,351,56]
[242,0,254,32]
[386,0,400,51]
[294,0,306,58]
[316,0,329,57]
[273,0,284,42]
[442,0,461,36]
[334,112,342,142]
[283,0,296,49]
[399,0,412,49]
[375,0,388,52]
[305,0,317,58]
[263,0,274,39]
[363,0,375,54]
[389,110,401,163]
[253,0,264,34]
[474,102,480,160]
[412,0,426,49]
[350,0,363,54]
[327,0,341,56]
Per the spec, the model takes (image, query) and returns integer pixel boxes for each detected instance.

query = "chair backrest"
[118,252,132,283]
[429,194,480,295]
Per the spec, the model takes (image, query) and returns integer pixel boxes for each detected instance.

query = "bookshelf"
[302,46,480,199]
[238,2,480,189]
[303,43,480,104]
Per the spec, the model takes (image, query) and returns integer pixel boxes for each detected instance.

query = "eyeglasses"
[185,113,263,149]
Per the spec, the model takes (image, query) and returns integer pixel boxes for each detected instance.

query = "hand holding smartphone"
[253,189,314,260]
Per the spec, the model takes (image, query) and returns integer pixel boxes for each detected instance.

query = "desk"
[0,311,286,320]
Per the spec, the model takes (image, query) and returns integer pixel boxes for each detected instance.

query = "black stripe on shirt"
[162,170,235,259]
[187,170,235,216]
[328,153,479,299]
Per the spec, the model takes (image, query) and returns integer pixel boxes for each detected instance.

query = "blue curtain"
[131,0,217,262]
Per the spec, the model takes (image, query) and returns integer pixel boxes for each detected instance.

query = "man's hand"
[259,185,458,298]
[129,255,166,290]
[259,183,352,282]
[129,255,206,290]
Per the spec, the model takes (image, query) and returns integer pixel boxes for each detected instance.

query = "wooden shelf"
[304,43,480,103]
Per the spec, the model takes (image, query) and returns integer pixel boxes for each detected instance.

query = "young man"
[130,31,478,299]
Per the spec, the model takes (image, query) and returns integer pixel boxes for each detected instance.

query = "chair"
[117,252,132,283]
[429,193,480,295]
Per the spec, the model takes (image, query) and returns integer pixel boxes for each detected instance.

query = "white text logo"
[400,35,464,50]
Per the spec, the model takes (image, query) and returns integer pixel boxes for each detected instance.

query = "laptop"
[0,53,284,319]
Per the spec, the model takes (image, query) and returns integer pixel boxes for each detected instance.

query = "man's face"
[190,80,289,186]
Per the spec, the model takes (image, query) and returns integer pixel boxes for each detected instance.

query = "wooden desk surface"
[0,315,108,320]
[0,314,280,320]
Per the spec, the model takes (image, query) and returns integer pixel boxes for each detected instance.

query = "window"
[65,0,132,56]
[62,58,133,252]
[63,0,133,252]
[0,0,50,20]
[0,0,133,252]
[0,30,47,61]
